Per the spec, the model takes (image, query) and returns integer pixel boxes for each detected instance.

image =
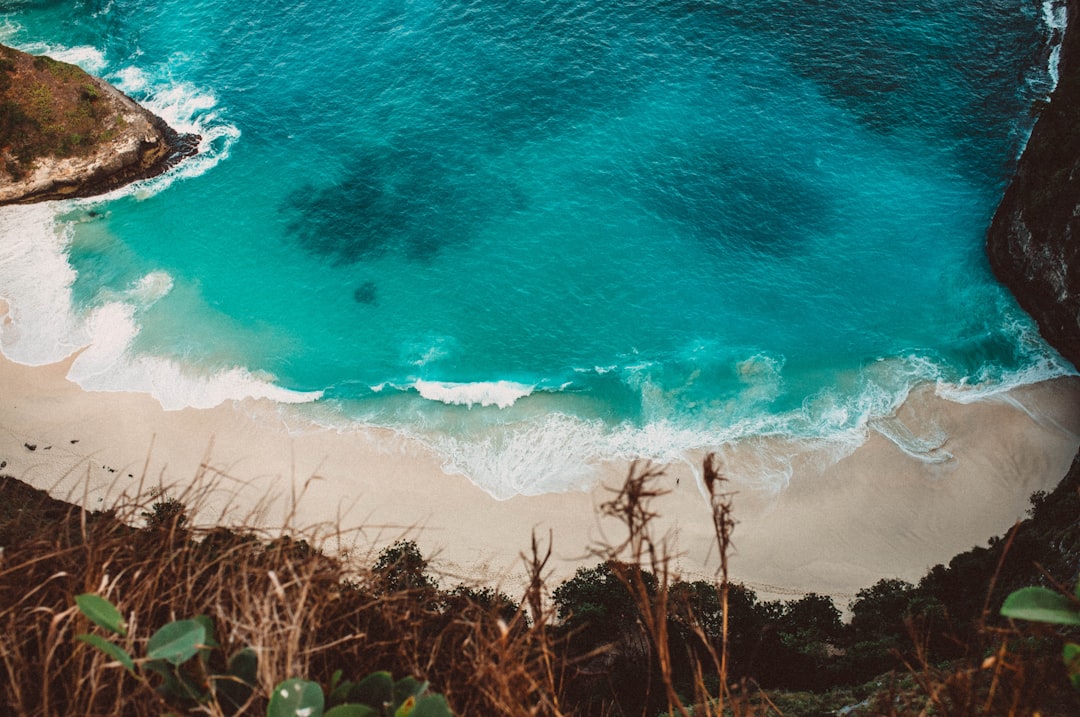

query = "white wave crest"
[0,205,320,411]
[935,314,1077,405]
[1043,0,1069,91]
[408,345,1074,498]
[127,271,174,307]
[414,379,534,408]
[16,40,108,75]
[0,204,90,364]
[104,66,241,197]
[66,301,321,410]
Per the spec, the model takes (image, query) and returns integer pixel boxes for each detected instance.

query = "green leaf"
[1065,642,1080,664]
[76,633,134,673]
[145,657,208,702]
[227,647,258,683]
[1001,587,1080,625]
[268,678,324,717]
[75,593,127,636]
[215,648,258,711]
[192,614,218,663]
[147,620,207,665]
[194,614,219,647]
[325,705,378,717]
[329,669,344,694]
[329,678,356,706]
[392,676,427,709]
[394,696,416,717]
[1065,643,1080,691]
[349,671,392,708]
[408,695,452,717]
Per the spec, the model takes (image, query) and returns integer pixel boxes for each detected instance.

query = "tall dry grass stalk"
[0,464,569,716]
[585,455,770,717]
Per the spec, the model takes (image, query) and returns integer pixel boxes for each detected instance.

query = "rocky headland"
[0,44,198,205]
[986,0,1080,583]
[987,0,1080,369]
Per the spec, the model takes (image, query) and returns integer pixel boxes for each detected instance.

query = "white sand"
[1,348,1078,606]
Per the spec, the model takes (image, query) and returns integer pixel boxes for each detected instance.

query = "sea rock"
[0,44,199,205]
[986,0,1080,369]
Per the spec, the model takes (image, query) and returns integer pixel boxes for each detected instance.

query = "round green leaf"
[75,593,127,636]
[269,678,324,717]
[409,695,452,717]
[1001,587,1080,625]
[147,619,206,665]
[227,647,259,684]
[393,676,427,708]
[325,705,377,717]
[1066,643,1080,691]
[76,633,135,673]
[350,671,392,708]
[1065,642,1080,682]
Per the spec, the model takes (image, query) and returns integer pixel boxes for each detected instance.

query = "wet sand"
[1,350,1077,604]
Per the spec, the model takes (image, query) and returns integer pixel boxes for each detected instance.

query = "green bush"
[75,593,454,716]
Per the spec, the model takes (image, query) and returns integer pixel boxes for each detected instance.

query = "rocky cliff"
[987,0,1080,369]
[0,44,198,205]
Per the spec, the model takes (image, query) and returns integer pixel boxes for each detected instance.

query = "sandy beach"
[1,347,1078,604]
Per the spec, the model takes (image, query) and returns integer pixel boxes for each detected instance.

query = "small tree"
[372,540,438,593]
[141,496,187,531]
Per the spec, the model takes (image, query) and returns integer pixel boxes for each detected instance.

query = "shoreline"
[2,347,1077,603]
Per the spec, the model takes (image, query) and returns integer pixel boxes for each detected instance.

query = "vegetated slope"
[0,44,198,204]
[1,461,1078,716]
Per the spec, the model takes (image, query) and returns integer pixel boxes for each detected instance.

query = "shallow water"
[0,0,1074,497]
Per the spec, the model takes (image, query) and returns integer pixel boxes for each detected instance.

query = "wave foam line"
[0,204,90,364]
[869,414,953,464]
[103,65,240,198]
[1044,0,1069,91]
[396,342,1073,499]
[413,379,534,409]
[0,204,320,410]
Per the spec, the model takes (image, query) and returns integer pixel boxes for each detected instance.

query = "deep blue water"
[0,0,1073,496]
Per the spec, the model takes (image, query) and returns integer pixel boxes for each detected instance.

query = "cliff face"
[986,0,1080,369]
[0,45,198,205]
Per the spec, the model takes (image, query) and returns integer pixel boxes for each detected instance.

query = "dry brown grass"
[2,456,1077,716]
[0,470,570,716]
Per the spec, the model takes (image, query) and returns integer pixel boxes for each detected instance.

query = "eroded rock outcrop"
[987,0,1080,369]
[0,44,199,205]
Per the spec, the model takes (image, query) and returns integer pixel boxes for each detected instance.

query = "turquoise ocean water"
[0,0,1074,497]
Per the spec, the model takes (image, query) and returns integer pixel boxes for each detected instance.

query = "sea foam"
[401,335,1070,499]
[0,205,320,411]
[1043,0,1069,91]
[0,38,278,408]
[106,65,240,197]
[413,379,535,409]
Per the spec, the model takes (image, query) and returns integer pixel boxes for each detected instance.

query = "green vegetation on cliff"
[0,46,115,179]
[0,43,198,203]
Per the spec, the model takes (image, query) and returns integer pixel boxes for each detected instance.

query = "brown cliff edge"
[0,44,199,205]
